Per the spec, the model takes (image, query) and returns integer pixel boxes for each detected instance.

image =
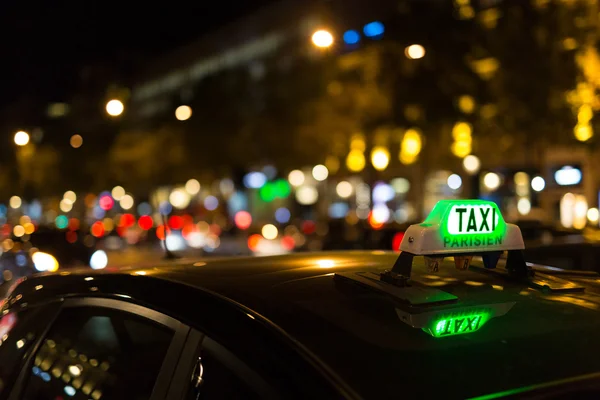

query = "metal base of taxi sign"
[382,200,534,287]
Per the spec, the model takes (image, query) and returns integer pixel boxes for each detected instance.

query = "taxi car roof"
[10,251,600,399]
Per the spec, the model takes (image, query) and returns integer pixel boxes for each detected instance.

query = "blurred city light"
[14,131,30,146]
[234,211,252,230]
[175,105,192,121]
[517,198,531,215]
[204,195,219,210]
[483,172,501,190]
[311,30,334,48]
[373,183,395,203]
[243,172,267,189]
[32,252,59,272]
[105,99,124,116]
[312,164,329,181]
[262,224,278,240]
[587,207,599,224]
[90,250,108,270]
[400,129,422,164]
[371,147,390,171]
[531,176,546,192]
[391,178,410,194]
[462,155,481,174]
[343,30,360,45]
[447,174,462,190]
[336,181,353,198]
[70,134,83,148]
[185,179,201,195]
[296,185,318,205]
[288,170,305,187]
[64,191,77,203]
[458,95,475,114]
[363,21,384,38]
[554,166,582,186]
[120,194,134,210]
[405,44,426,59]
[169,188,191,209]
[275,207,291,223]
[111,186,125,200]
[346,149,366,172]
[9,196,22,209]
[59,199,73,213]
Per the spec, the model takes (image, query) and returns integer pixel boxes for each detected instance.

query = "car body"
[2,251,600,399]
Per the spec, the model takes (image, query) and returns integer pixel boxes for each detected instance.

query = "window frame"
[9,297,190,400]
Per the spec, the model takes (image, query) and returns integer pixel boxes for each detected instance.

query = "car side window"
[187,338,262,400]
[22,306,174,400]
[0,304,60,400]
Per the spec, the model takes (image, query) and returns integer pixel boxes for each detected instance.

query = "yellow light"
[483,172,501,190]
[574,123,593,141]
[574,195,588,230]
[64,190,77,203]
[102,217,114,232]
[185,179,201,195]
[370,147,390,171]
[19,216,30,225]
[111,186,125,200]
[405,44,426,59]
[288,170,305,187]
[350,134,366,151]
[70,134,83,148]
[105,99,124,116]
[312,30,334,48]
[463,155,481,174]
[452,121,472,139]
[59,199,73,213]
[578,104,592,123]
[336,181,353,198]
[400,129,422,164]
[261,224,278,240]
[9,196,22,209]
[458,95,475,113]
[346,149,366,172]
[587,207,599,223]
[451,141,472,158]
[13,225,25,237]
[325,155,340,175]
[23,222,35,234]
[14,131,30,146]
[317,259,335,268]
[175,105,192,121]
[312,164,329,181]
[119,194,134,210]
[514,172,529,186]
[169,188,191,209]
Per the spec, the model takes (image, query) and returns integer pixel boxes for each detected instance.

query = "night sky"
[0,0,274,107]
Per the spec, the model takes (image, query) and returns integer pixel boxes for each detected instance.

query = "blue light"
[243,172,267,189]
[363,21,384,38]
[159,201,173,215]
[228,191,248,214]
[32,366,41,376]
[137,202,152,216]
[64,385,76,396]
[40,372,51,382]
[204,196,219,211]
[16,252,27,267]
[0,204,6,216]
[343,30,360,45]
[275,207,291,224]
[329,203,350,219]
[92,206,106,220]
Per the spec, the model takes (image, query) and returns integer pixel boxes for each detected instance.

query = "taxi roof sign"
[400,200,524,256]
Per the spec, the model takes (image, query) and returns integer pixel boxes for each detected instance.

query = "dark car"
[3,251,600,399]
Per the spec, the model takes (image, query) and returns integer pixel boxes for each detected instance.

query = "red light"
[281,235,295,251]
[168,215,184,230]
[66,231,77,243]
[68,218,80,231]
[182,223,196,239]
[120,213,135,228]
[182,214,194,225]
[302,221,316,235]
[99,195,114,211]
[234,211,252,230]
[392,232,405,252]
[2,224,12,237]
[156,225,171,240]
[138,215,153,230]
[209,224,221,236]
[91,221,105,238]
[247,234,262,251]
[368,212,384,230]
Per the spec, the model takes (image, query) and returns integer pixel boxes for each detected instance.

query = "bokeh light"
[405,44,426,59]
[185,179,201,195]
[9,196,22,209]
[262,224,278,240]
[370,147,390,171]
[234,211,252,230]
[14,131,30,146]
[70,134,83,148]
[106,99,124,116]
[288,170,305,187]
[120,194,134,210]
[312,165,329,181]
[336,181,353,198]
[111,186,125,200]
[463,155,481,174]
[531,176,546,192]
[312,29,334,48]
[483,172,501,190]
[175,105,192,121]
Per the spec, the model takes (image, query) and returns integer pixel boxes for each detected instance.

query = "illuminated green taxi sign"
[400,200,524,255]
[395,302,515,338]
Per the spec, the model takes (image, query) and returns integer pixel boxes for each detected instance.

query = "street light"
[14,131,30,146]
[312,30,334,48]
[106,99,124,117]
[405,44,426,60]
